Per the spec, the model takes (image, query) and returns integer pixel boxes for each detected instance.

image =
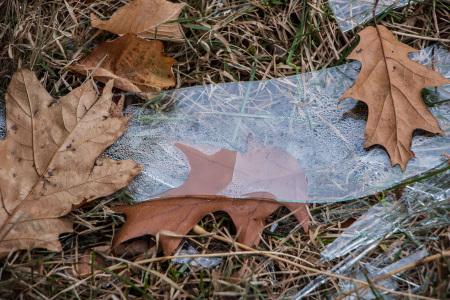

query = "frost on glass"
[328,0,419,32]
[106,46,450,203]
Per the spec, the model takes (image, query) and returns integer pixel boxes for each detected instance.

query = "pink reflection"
[159,143,308,201]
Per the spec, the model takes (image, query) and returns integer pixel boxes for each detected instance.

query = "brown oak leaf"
[70,34,176,99]
[113,143,310,255]
[340,25,450,170]
[0,69,141,256]
[113,196,310,256]
[91,0,186,40]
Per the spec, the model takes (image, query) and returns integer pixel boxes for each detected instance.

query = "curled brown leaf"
[70,34,176,99]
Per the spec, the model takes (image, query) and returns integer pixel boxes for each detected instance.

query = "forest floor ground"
[0,0,449,299]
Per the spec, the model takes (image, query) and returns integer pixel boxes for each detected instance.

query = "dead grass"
[0,0,449,299]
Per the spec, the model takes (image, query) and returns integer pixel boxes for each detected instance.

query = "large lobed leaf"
[113,143,310,255]
[113,196,310,256]
[341,25,450,170]
[0,70,141,256]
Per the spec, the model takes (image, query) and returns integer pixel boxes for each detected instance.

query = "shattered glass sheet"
[321,169,450,261]
[172,243,222,268]
[336,249,428,299]
[106,46,450,203]
[294,169,450,298]
[328,0,419,32]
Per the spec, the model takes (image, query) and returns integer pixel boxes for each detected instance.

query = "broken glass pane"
[106,45,450,203]
[328,0,419,32]
[322,169,450,261]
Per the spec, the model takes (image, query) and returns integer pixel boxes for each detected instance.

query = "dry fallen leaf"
[0,69,141,256]
[113,238,153,257]
[113,196,310,256]
[70,34,176,99]
[340,25,450,170]
[91,0,186,40]
[113,142,310,255]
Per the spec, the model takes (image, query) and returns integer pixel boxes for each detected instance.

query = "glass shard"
[172,243,222,268]
[328,0,418,32]
[106,46,450,203]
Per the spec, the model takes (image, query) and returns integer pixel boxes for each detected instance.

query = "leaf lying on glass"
[113,196,310,255]
[0,70,141,256]
[91,0,186,40]
[158,143,308,200]
[106,45,450,204]
[340,25,450,170]
[70,34,176,99]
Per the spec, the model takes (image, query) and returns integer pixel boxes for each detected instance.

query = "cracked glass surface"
[328,0,419,32]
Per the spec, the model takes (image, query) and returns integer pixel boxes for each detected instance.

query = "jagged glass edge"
[328,0,421,32]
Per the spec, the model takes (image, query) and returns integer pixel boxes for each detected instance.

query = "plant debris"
[340,25,450,170]
[0,69,141,256]
[91,0,186,40]
[0,0,449,298]
[70,34,176,99]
